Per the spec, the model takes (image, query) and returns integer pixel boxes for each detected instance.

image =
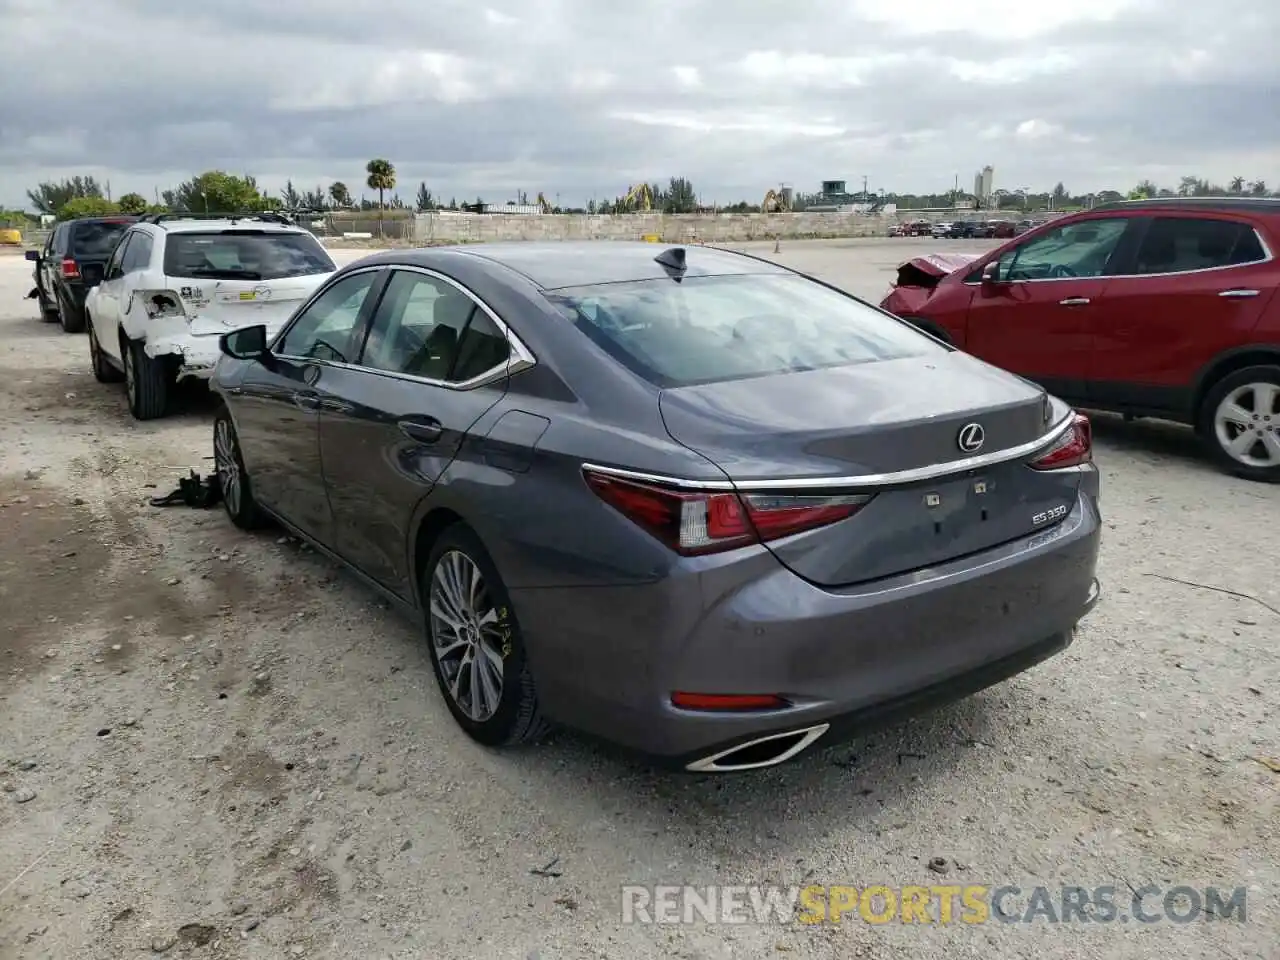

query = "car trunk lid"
[658,353,1082,586]
[173,274,332,337]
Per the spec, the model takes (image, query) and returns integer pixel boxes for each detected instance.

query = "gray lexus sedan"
[210,241,1101,772]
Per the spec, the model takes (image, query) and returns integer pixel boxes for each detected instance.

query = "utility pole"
[862,175,869,198]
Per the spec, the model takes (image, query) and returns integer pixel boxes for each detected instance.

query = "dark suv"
[880,197,1280,482]
[26,216,138,332]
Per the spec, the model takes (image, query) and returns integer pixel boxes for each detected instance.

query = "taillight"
[61,258,80,279]
[582,469,872,556]
[1029,413,1092,470]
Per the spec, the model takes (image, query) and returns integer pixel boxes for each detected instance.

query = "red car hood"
[899,252,982,281]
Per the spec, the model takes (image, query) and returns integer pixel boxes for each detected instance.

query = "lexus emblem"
[957,423,985,453]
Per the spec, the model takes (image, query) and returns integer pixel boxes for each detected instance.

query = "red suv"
[880,197,1280,482]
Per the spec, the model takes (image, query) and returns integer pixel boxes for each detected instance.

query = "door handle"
[1219,289,1259,299]
[1058,297,1091,306]
[398,418,443,443]
[292,391,320,411]
[317,398,353,413]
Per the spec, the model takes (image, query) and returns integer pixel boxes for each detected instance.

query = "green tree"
[329,181,352,208]
[165,171,269,213]
[27,176,105,215]
[664,177,697,213]
[365,158,396,213]
[415,182,436,212]
[1249,179,1268,196]
[58,196,121,219]
[1228,176,1245,193]
[280,179,302,211]
[117,192,149,214]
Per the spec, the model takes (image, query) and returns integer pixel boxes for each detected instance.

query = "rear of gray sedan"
[504,248,1100,771]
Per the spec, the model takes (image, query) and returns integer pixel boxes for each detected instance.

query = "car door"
[92,232,134,348]
[1086,215,1277,412]
[314,267,518,598]
[231,267,386,542]
[44,225,67,302]
[963,216,1134,399]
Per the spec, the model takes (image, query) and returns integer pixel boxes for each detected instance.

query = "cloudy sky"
[2,0,1278,209]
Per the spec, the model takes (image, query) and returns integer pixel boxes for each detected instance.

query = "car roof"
[65,216,139,228]
[369,241,792,290]
[1090,197,1280,216]
[152,219,307,234]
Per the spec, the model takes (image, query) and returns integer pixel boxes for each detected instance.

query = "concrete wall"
[408,211,897,244]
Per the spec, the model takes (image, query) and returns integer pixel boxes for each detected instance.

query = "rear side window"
[121,233,153,273]
[70,220,132,259]
[163,231,335,281]
[545,274,941,388]
[1130,217,1267,274]
[358,270,510,383]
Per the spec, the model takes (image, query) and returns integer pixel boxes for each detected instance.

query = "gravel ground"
[0,239,1275,960]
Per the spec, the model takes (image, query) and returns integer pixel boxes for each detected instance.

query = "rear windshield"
[163,231,335,281]
[70,220,133,259]
[545,274,942,388]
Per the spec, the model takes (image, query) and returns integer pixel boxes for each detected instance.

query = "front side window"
[163,230,335,281]
[998,218,1129,281]
[545,273,942,388]
[276,271,377,363]
[358,270,510,382]
[1129,217,1266,275]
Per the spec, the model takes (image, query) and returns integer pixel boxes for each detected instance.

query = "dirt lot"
[0,239,1276,960]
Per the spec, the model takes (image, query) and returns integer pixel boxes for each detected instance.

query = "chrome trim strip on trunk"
[685,723,831,773]
[584,412,1076,492]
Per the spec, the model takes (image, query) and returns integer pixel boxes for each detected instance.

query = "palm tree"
[329,181,351,208]
[1229,176,1245,193]
[365,159,396,234]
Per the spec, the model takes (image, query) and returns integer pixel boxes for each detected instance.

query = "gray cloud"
[2,0,1277,208]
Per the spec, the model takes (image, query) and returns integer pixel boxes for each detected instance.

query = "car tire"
[88,318,123,383]
[422,523,550,748]
[57,294,86,333]
[213,408,269,530]
[1198,365,1280,483]
[122,336,171,420]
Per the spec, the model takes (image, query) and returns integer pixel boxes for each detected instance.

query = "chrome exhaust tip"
[684,723,830,773]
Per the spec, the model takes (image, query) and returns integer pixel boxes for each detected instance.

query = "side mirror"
[981,261,1002,284]
[25,249,39,262]
[220,324,270,361]
[80,263,105,287]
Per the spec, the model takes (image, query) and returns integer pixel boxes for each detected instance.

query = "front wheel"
[213,409,268,529]
[423,524,549,747]
[1199,365,1280,483]
[88,320,123,383]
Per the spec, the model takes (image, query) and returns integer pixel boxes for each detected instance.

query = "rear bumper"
[517,481,1101,768]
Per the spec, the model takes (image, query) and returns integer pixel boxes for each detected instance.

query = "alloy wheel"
[1214,381,1280,468]
[213,418,241,517]
[429,550,505,722]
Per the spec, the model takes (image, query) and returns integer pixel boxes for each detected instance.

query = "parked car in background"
[84,212,336,420]
[982,220,1016,239]
[25,216,138,332]
[907,220,933,237]
[880,197,1280,482]
[210,241,1100,771]
[946,221,981,239]
[930,222,953,239]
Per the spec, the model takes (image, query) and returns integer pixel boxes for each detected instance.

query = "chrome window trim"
[270,264,537,391]
[583,411,1077,492]
[962,223,1273,286]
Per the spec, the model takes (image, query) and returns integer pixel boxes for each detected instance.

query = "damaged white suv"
[85,213,337,420]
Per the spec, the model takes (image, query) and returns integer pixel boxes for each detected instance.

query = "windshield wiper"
[183,269,263,280]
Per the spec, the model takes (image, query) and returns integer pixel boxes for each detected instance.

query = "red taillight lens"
[1029,413,1092,470]
[671,692,788,711]
[582,469,872,556]
[61,258,80,279]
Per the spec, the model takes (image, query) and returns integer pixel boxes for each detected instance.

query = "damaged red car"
[879,197,1280,482]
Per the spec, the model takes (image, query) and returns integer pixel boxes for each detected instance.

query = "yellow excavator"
[536,192,553,213]
[620,182,655,212]
[762,188,790,212]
